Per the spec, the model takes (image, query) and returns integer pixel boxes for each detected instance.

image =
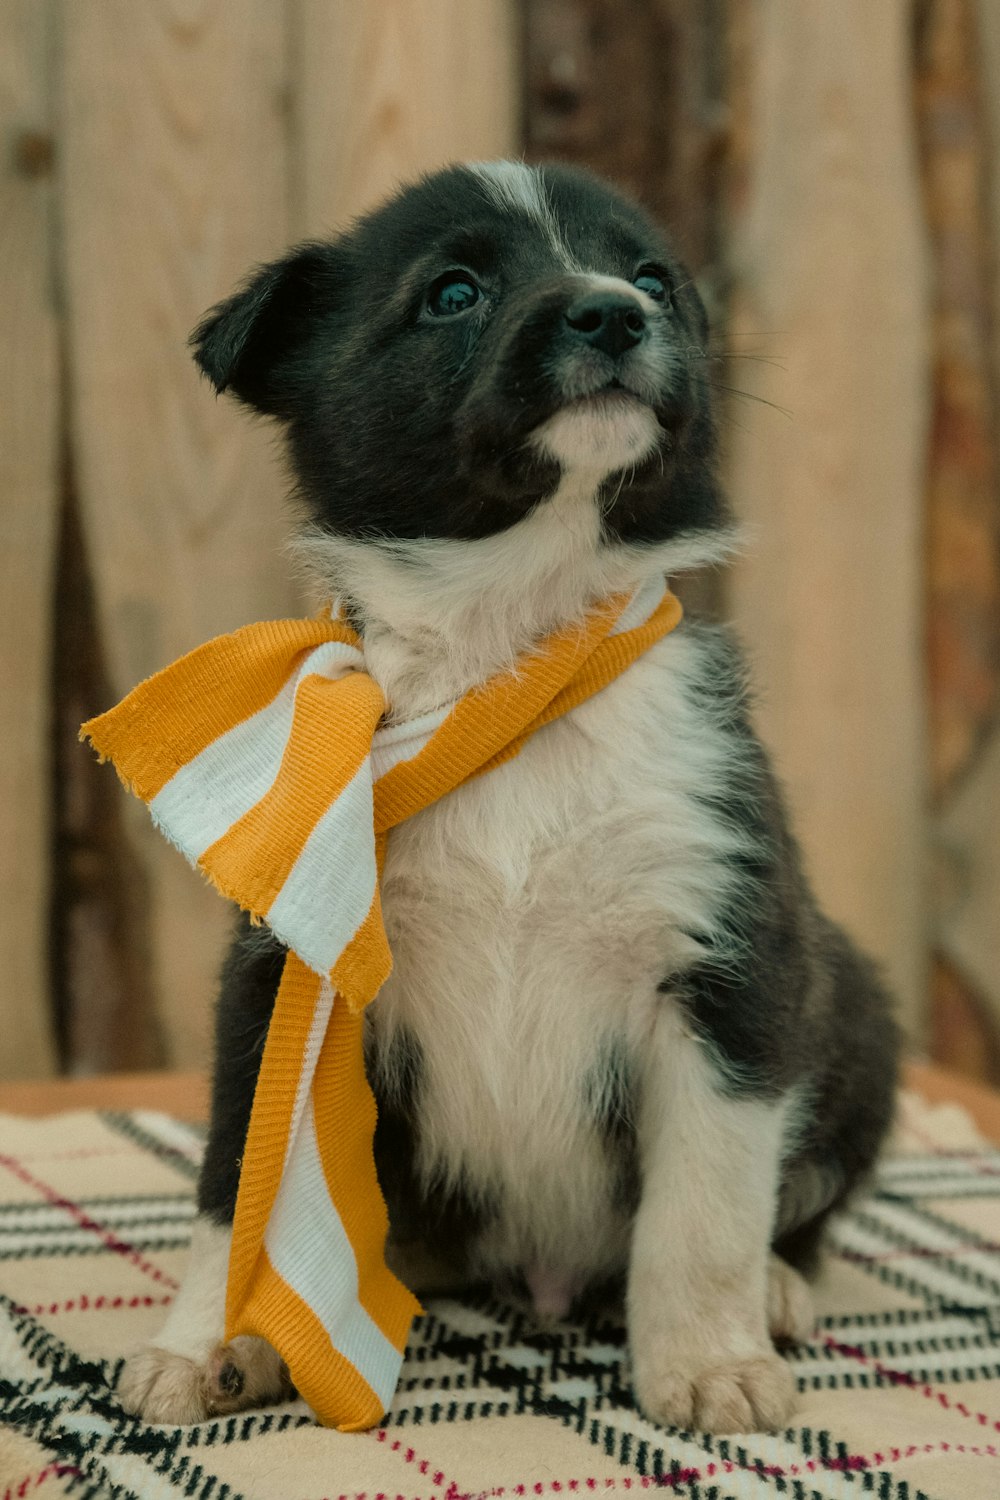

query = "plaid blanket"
[1,1093,999,1500]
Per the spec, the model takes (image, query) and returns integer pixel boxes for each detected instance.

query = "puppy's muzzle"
[456,277,681,479]
[565,291,647,361]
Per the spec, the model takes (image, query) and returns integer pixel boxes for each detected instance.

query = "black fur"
[197,915,282,1224]
[191,164,724,547]
[586,1040,641,1214]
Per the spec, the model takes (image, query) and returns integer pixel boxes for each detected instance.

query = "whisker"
[710,383,793,419]
[704,352,788,371]
[710,329,786,339]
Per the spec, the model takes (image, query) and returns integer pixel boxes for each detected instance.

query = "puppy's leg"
[766,1254,815,1345]
[119,917,291,1423]
[628,1014,796,1434]
[118,1216,290,1422]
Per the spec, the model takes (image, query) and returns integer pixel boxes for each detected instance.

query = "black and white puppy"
[119,161,899,1434]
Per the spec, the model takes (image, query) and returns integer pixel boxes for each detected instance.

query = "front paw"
[632,1349,795,1433]
[118,1336,292,1424]
[118,1345,212,1425]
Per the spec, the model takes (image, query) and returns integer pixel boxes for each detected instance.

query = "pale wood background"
[2,0,997,1082]
[1,0,59,1078]
[724,2,931,1016]
[3,0,516,1077]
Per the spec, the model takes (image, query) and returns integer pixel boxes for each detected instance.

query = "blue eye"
[428,274,481,317]
[634,269,668,303]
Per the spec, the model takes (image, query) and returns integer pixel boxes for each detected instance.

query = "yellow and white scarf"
[82,574,682,1430]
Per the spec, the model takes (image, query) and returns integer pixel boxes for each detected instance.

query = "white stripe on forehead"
[468,160,581,271]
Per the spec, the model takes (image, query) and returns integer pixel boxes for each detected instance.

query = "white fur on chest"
[368,626,747,1284]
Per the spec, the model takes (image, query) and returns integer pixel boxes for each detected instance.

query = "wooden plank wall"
[2,0,998,1081]
[294,2,516,230]
[0,0,59,1078]
[60,2,297,1072]
[0,0,515,1079]
[723,1,931,1029]
[927,0,1000,1070]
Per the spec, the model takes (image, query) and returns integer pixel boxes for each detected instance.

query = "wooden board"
[0,1,59,1079]
[915,0,1000,1074]
[938,732,1000,1018]
[919,0,1000,801]
[724,0,931,1032]
[59,1,301,1068]
[4,1063,998,1148]
[522,0,725,273]
[977,0,1000,439]
[293,0,517,232]
[0,1069,208,1122]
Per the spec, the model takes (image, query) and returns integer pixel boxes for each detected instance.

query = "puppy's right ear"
[190,242,342,418]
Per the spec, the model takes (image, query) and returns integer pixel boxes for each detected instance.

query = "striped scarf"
[82,575,682,1430]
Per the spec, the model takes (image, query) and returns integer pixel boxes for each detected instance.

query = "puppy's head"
[192,161,724,548]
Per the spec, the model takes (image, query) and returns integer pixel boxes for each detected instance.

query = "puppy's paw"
[118,1335,292,1424]
[118,1345,212,1425]
[205,1334,294,1414]
[766,1254,816,1344]
[633,1350,795,1434]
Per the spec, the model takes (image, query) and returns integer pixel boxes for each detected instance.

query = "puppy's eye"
[427,274,481,317]
[633,268,668,303]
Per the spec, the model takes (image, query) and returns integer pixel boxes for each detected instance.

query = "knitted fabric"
[81,575,683,1430]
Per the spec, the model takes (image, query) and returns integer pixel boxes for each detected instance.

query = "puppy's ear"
[190,242,342,417]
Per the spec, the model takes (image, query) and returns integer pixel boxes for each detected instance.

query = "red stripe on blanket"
[12,1290,175,1317]
[827,1334,1000,1428]
[2,1465,81,1500]
[308,1433,1000,1500]
[372,1429,451,1490]
[0,1154,180,1289]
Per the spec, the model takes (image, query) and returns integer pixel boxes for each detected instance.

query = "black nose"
[565,292,647,358]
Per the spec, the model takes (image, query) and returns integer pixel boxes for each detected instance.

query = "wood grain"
[50,490,164,1075]
[523,0,725,274]
[0,0,58,1079]
[723,0,931,1032]
[917,0,1000,800]
[915,0,1000,1074]
[976,0,1000,464]
[60,1,301,1068]
[929,955,1000,1081]
[938,732,1000,1015]
[292,0,517,233]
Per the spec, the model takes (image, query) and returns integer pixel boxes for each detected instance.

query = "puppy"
[119,161,898,1434]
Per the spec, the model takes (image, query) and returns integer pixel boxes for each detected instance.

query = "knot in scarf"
[82,574,682,1429]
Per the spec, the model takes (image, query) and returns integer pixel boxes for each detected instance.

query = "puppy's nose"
[565,293,647,358]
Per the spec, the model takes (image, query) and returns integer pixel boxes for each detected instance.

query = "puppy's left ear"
[190,242,343,418]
